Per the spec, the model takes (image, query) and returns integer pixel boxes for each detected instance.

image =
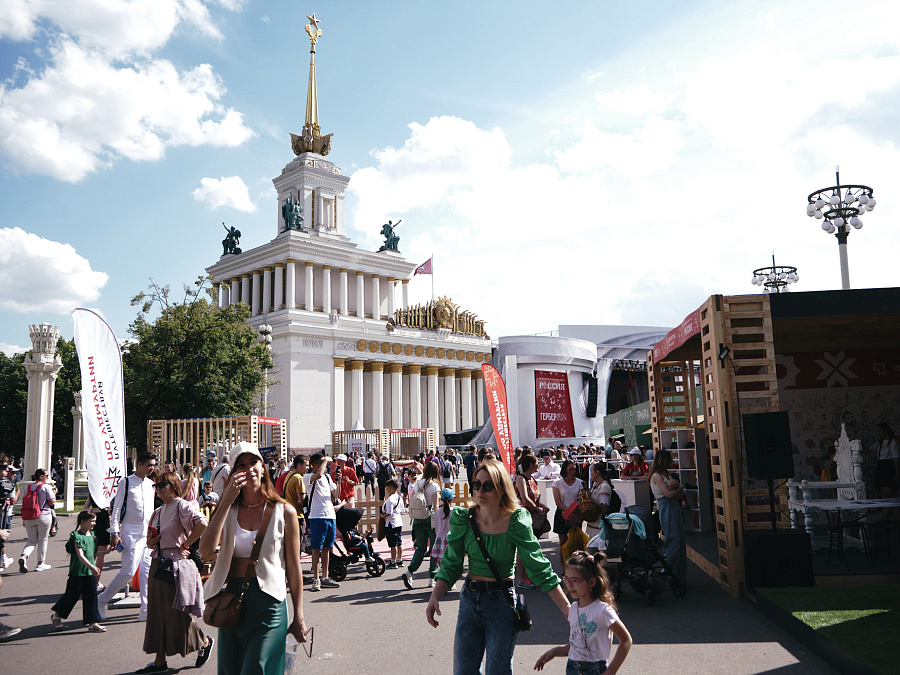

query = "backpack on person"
[441,459,452,481]
[608,485,622,514]
[21,484,42,520]
[408,480,432,520]
[377,461,392,484]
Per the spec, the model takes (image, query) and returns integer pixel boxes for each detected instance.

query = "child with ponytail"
[534,550,632,674]
[428,488,454,589]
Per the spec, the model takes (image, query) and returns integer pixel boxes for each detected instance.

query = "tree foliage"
[124,277,273,452]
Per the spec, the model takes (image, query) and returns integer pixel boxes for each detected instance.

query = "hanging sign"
[481,364,514,475]
[534,370,575,439]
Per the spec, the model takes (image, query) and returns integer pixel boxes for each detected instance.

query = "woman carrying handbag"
[514,455,550,589]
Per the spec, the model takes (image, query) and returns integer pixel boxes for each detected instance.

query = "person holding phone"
[306,453,340,592]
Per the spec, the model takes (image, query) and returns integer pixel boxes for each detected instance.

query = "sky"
[2,0,900,355]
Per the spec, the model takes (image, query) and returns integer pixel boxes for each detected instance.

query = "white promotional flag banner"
[72,308,127,508]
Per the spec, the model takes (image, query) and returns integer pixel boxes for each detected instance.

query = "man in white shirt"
[535,453,561,480]
[98,451,157,620]
[307,453,341,592]
[361,452,378,497]
[211,450,231,497]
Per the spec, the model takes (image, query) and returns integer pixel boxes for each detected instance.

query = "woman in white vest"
[401,461,441,590]
[199,442,307,674]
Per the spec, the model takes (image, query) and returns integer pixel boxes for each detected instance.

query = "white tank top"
[234,523,257,557]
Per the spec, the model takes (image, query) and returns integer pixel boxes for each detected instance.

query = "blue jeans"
[453,583,517,675]
[566,659,607,675]
[657,495,686,585]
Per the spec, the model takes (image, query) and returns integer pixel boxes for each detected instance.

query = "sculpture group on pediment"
[222,223,242,255]
[386,296,488,339]
[281,194,304,232]
[378,219,401,252]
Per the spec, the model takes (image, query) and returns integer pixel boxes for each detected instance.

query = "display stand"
[658,427,712,532]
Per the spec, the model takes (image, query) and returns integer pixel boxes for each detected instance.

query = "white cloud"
[596,84,668,116]
[192,175,256,211]
[0,227,108,314]
[0,342,29,356]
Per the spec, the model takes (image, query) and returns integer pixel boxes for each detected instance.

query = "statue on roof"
[378,219,401,252]
[281,194,304,231]
[222,223,242,255]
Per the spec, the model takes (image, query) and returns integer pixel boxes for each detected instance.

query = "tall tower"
[23,323,63,477]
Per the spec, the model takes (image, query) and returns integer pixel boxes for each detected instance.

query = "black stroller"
[328,506,386,581]
[592,505,686,606]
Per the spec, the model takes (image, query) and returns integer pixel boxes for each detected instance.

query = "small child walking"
[535,551,631,675]
[429,488,453,589]
[50,510,105,632]
[381,479,404,567]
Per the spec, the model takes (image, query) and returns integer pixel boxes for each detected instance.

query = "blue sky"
[2,1,900,354]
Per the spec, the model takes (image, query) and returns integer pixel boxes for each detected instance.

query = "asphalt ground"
[0,511,836,675]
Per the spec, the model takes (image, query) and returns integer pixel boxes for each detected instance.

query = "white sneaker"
[97,603,107,621]
[428,578,436,588]
[310,578,321,592]
[34,563,52,572]
[138,611,148,622]
[1,554,11,569]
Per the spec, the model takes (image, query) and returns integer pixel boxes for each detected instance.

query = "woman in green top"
[51,511,105,632]
[426,459,569,674]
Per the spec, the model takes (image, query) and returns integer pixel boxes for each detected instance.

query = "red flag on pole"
[481,363,515,475]
[414,257,432,276]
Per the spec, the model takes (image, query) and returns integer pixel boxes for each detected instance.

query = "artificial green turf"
[758,585,900,674]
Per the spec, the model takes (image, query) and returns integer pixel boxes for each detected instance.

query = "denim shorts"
[309,518,336,549]
[385,525,403,548]
[453,582,517,675]
[566,659,607,675]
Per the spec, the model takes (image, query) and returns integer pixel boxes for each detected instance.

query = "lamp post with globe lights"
[257,322,273,413]
[806,165,875,290]
[751,255,798,294]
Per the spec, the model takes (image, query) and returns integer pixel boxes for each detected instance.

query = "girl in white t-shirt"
[535,550,632,675]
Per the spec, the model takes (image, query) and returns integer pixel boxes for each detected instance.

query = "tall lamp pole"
[257,322,273,413]
[805,165,876,290]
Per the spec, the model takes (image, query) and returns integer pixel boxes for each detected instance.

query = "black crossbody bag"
[467,508,532,632]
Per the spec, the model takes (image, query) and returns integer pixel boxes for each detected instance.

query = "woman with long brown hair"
[181,463,199,505]
[647,449,686,588]
[199,442,306,674]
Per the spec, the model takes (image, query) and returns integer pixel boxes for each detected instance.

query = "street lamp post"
[257,322,273,413]
[751,255,798,294]
[806,165,876,290]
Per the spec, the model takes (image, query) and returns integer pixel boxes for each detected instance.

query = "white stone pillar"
[426,366,440,441]
[407,365,422,427]
[389,363,403,429]
[317,192,325,229]
[231,276,240,306]
[370,361,384,429]
[333,358,345,432]
[274,262,284,310]
[402,279,409,310]
[339,268,348,315]
[355,271,365,317]
[322,265,332,313]
[305,262,314,311]
[240,273,250,306]
[442,367,457,435]
[350,360,364,427]
[285,259,296,309]
[23,324,62,478]
[262,266,273,314]
[371,275,381,320]
[459,368,473,430]
[387,277,396,319]
[72,391,86,479]
[251,270,261,316]
[213,282,221,308]
[475,370,485,426]
[219,282,230,307]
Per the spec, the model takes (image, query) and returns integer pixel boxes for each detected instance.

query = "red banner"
[534,370,575,439]
[481,364,514,475]
[652,307,701,362]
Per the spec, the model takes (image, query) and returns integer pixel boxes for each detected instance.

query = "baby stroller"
[328,506,386,581]
[588,505,686,606]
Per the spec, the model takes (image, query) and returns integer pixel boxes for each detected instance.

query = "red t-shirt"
[622,461,649,477]
[330,465,359,502]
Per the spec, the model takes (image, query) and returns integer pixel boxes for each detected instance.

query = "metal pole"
[838,237,851,290]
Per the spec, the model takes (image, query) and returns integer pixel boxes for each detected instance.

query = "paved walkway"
[0,513,835,674]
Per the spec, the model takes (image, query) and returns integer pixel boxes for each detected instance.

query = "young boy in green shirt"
[50,510,105,632]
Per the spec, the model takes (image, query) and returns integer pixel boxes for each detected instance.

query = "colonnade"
[334,359,486,441]
[214,259,409,320]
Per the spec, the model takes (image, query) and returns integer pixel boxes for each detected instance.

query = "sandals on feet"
[88,623,106,633]
[51,612,63,629]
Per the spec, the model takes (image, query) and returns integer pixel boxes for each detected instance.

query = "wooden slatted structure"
[148,415,287,468]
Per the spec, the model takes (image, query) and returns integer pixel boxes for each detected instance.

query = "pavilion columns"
[475,370,485,426]
[406,365,422,427]
[356,271,365,317]
[459,368,473,430]
[442,367,457,434]
[263,266,273,314]
[333,358,345,432]
[369,361,384,429]
[231,277,240,307]
[240,273,250,306]
[304,262,314,311]
[274,262,284,310]
[387,277,395,319]
[425,366,440,441]
[389,363,403,428]
[71,391,85,477]
[285,259,296,309]
[213,282,222,308]
[372,275,381,320]
[251,270,261,316]
[322,265,332,313]
[339,268,348,315]
[349,360,365,426]
[402,279,409,311]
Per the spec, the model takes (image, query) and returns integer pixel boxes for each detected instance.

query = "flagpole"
[431,252,434,303]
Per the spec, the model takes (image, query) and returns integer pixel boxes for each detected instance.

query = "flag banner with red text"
[534,370,576,438]
[481,363,514,475]
[73,309,127,508]
[414,257,433,275]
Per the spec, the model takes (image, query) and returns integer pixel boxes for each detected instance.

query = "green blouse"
[435,506,560,592]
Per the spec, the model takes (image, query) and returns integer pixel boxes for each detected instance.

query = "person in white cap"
[622,448,649,478]
[329,453,359,508]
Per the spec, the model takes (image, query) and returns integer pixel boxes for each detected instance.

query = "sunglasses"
[562,576,587,585]
[471,479,495,494]
[302,627,314,659]
[153,481,171,490]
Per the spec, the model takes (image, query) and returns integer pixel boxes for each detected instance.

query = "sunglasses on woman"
[471,479,495,493]
[154,481,171,490]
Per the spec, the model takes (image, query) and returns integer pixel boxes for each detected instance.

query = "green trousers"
[407,517,437,577]
[218,579,288,675]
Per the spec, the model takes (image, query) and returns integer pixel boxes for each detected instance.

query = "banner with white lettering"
[72,309,126,508]
[481,364,514,475]
[534,370,575,439]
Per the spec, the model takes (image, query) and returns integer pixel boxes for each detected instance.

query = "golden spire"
[290,12,333,156]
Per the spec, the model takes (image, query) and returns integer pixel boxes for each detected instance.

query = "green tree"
[124,277,273,453]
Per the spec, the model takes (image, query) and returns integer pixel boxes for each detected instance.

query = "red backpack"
[21,484,42,520]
